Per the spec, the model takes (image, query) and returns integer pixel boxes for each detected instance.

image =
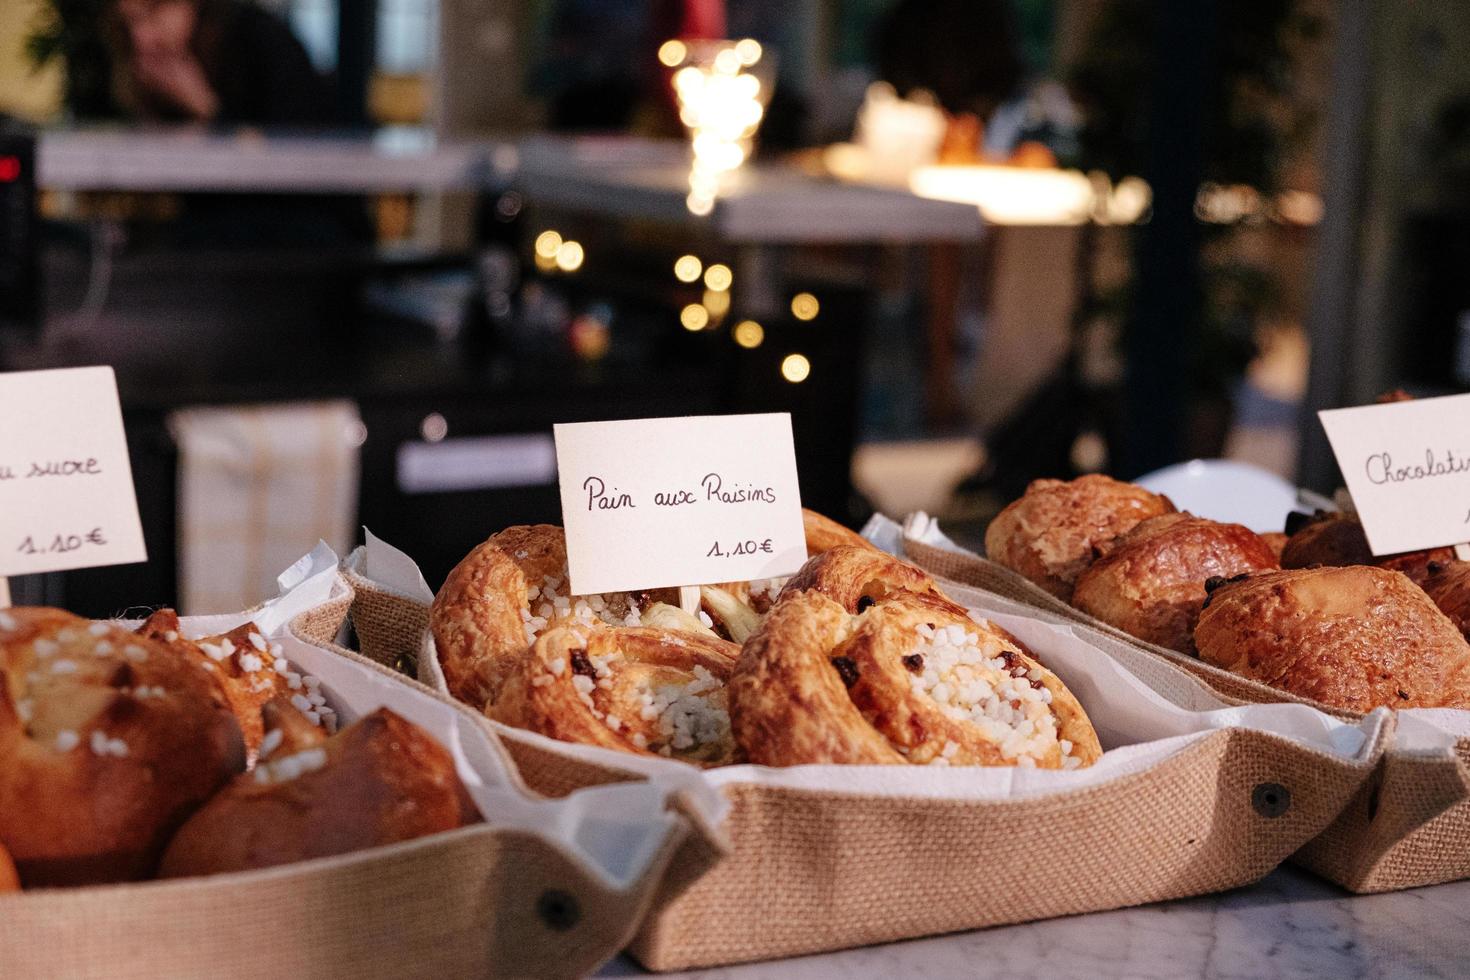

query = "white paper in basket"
[879,511,1467,760]
[361,529,1387,809]
[169,545,693,892]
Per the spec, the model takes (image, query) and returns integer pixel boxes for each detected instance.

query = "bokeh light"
[680,304,710,331]
[674,254,703,282]
[555,240,584,272]
[733,320,764,349]
[658,39,687,68]
[781,353,811,383]
[704,263,733,291]
[534,230,562,259]
[790,292,820,321]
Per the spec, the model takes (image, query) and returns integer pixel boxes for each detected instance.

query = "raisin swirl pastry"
[986,475,1176,601]
[1279,511,1454,583]
[0,608,244,886]
[491,624,741,766]
[731,548,1102,768]
[431,509,872,711]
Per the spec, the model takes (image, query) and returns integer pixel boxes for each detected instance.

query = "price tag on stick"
[554,413,807,596]
[0,367,148,604]
[1319,392,1470,556]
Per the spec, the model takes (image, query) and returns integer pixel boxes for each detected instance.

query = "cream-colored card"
[1319,393,1470,555]
[0,367,148,576]
[554,413,806,594]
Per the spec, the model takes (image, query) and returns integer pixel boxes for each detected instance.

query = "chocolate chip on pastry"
[135,609,335,762]
[431,509,872,711]
[0,608,245,887]
[1194,566,1470,711]
[1419,560,1470,644]
[159,704,480,879]
[491,624,741,766]
[1071,514,1279,654]
[985,475,1176,601]
[730,549,1101,768]
[1279,511,1454,583]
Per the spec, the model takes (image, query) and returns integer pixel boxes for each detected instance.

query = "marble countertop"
[599,865,1470,979]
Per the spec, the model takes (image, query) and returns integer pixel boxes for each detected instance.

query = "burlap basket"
[899,533,1470,895]
[0,553,723,980]
[343,544,1391,971]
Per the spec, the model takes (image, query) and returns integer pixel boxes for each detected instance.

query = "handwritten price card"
[1320,392,1470,555]
[0,367,147,576]
[554,413,807,594]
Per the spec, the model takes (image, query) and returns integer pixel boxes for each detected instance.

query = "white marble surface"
[599,866,1470,979]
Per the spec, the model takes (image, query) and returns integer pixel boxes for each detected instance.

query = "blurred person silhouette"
[105,0,334,125]
[96,0,369,245]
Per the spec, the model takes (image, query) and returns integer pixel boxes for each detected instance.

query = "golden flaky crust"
[731,550,1102,768]
[1280,512,1454,582]
[1194,566,1470,711]
[803,509,878,555]
[985,475,1176,601]
[0,842,19,892]
[0,608,245,887]
[159,707,479,878]
[1072,514,1279,654]
[431,524,573,712]
[492,625,740,766]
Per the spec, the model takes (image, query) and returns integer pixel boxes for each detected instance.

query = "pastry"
[731,548,1101,768]
[491,624,741,766]
[432,509,872,710]
[1071,514,1279,653]
[159,704,480,878]
[0,842,19,892]
[1419,560,1470,643]
[0,608,245,886]
[1260,531,1288,561]
[1194,566,1470,711]
[985,475,1176,600]
[1279,511,1453,583]
[136,610,335,762]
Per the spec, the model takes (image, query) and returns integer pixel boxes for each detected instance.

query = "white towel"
[170,401,361,615]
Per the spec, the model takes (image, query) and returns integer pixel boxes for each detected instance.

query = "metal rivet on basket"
[1252,782,1291,818]
[537,890,581,931]
[391,652,418,678]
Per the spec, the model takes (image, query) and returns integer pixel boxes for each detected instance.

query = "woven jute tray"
[1,570,722,980]
[343,556,1389,971]
[901,536,1470,895]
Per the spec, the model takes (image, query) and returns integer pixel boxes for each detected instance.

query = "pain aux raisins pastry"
[1071,513,1279,654]
[0,608,245,886]
[985,474,1176,601]
[1194,565,1470,711]
[430,508,876,727]
[492,624,740,766]
[731,547,1101,769]
[159,704,479,878]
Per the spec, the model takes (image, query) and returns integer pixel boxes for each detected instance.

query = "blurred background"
[0,0,1463,615]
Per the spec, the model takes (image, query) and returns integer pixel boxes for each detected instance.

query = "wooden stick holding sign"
[1456,544,1470,562]
[0,367,148,603]
[679,585,701,615]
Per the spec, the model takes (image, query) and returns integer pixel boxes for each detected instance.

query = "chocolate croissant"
[1071,514,1279,654]
[1194,566,1470,711]
[985,475,1175,601]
